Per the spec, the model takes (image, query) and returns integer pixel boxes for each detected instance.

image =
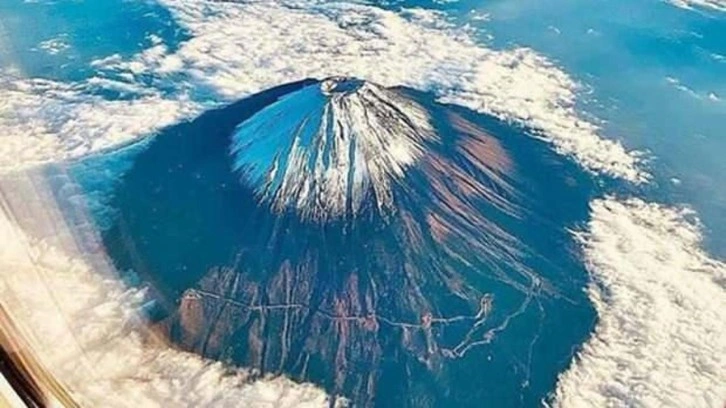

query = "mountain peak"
[230,78,436,220]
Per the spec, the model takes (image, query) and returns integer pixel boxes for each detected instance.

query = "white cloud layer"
[0,175,334,407]
[0,76,199,172]
[668,0,726,12]
[554,197,726,408]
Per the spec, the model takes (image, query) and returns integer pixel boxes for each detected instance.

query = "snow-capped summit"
[230,77,436,219]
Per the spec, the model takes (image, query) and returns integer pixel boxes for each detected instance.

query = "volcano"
[58,78,598,407]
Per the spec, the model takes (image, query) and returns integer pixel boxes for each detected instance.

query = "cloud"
[668,0,726,12]
[37,37,70,55]
[0,76,200,172]
[554,197,726,408]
